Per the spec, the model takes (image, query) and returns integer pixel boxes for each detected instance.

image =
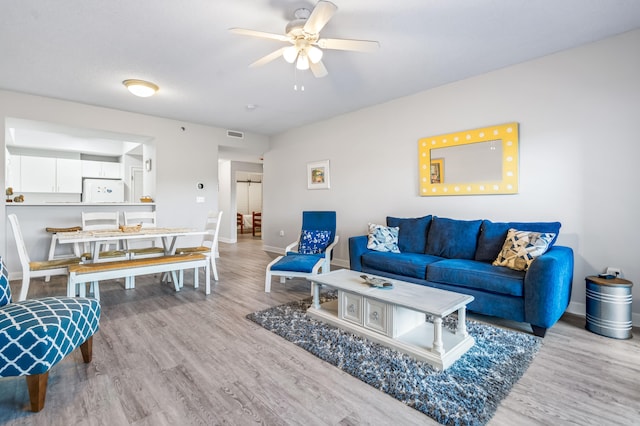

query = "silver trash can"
[585,276,633,339]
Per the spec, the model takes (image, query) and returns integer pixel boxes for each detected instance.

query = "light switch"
[196,196,205,203]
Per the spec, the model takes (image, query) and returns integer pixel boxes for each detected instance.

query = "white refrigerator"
[82,179,125,202]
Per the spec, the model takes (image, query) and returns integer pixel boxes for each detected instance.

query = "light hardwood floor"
[1,234,638,425]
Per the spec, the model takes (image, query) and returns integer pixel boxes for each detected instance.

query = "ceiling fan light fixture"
[283,46,299,63]
[123,79,159,97]
[307,46,323,64]
[296,53,310,70]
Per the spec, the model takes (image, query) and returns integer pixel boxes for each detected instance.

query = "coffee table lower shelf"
[307,298,474,370]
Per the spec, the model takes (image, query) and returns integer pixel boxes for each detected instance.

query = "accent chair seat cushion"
[270,254,324,273]
[0,297,101,377]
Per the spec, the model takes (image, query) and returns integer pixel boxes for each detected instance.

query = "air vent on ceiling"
[227,130,244,139]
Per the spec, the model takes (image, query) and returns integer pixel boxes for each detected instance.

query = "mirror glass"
[430,140,503,184]
[418,123,518,196]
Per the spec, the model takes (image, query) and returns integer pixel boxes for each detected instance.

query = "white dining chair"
[8,214,83,301]
[176,211,223,281]
[81,211,127,261]
[81,211,120,250]
[44,225,82,282]
[123,211,165,258]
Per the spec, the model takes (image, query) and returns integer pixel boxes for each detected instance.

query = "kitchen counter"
[6,202,155,206]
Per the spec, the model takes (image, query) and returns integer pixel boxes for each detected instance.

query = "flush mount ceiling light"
[122,79,159,97]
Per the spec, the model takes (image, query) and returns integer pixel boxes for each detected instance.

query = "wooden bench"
[67,254,211,299]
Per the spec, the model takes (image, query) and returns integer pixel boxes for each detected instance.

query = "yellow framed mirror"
[418,122,519,196]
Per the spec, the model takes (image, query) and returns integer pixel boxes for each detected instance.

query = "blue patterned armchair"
[0,256,101,412]
[265,211,339,292]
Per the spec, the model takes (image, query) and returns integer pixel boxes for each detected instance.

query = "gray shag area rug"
[247,293,541,426]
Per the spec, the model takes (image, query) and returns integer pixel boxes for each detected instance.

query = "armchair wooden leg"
[25,372,48,412]
[80,336,93,363]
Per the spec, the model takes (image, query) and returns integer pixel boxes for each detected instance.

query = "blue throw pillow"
[425,217,483,259]
[386,215,432,253]
[475,220,561,262]
[367,223,400,253]
[298,229,332,254]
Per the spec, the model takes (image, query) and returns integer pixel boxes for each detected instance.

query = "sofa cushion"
[427,259,525,297]
[425,217,482,259]
[475,220,561,262]
[493,228,556,271]
[386,215,432,253]
[367,223,400,253]
[362,251,443,279]
[298,229,332,254]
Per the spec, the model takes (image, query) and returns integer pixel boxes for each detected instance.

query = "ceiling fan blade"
[310,60,328,78]
[229,28,290,42]
[317,38,379,52]
[303,1,338,35]
[249,47,287,68]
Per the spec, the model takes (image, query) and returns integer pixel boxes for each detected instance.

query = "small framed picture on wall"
[307,160,330,190]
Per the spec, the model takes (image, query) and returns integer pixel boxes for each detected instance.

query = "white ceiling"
[2,1,640,137]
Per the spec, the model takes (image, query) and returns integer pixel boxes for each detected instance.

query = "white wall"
[263,29,640,323]
[1,90,268,274]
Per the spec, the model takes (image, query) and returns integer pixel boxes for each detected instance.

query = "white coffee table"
[307,269,475,370]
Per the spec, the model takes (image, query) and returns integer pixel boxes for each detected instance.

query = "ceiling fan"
[229,0,379,78]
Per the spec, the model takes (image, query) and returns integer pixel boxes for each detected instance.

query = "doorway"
[131,166,143,202]
[236,172,262,238]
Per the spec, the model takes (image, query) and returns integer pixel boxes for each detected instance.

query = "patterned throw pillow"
[298,230,332,254]
[493,229,556,271]
[367,223,401,253]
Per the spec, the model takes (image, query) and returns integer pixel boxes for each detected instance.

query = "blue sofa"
[349,216,574,337]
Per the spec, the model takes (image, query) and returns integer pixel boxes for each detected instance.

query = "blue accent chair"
[265,211,339,292]
[0,256,101,412]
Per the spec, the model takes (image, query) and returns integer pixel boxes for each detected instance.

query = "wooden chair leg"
[25,372,48,412]
[80,336,93,363]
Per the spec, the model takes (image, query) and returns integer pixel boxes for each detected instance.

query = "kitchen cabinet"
[5,152,21,191]
[82,160,122,179]
[20,156,55,192]
[56,158,83,192]
[14,156,82,193]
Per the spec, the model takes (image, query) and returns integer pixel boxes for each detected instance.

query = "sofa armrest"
[349,235,369,271]
[524,245,574,328]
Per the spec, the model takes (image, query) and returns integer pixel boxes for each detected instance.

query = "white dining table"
[56,227,209,262]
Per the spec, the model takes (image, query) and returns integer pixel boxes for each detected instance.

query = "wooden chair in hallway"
[237,212,244,234]
[252,211,261,236]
